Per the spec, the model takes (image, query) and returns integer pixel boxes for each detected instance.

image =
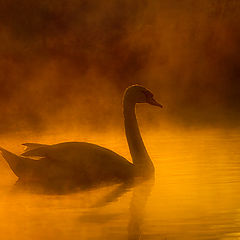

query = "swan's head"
[124,85,162,107]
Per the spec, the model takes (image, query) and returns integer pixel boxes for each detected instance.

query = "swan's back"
[22,142,135,184]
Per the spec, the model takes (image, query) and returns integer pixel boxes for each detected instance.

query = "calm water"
[0,129,240,240]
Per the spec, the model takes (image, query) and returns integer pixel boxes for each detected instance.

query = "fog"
[0,0,240,134]
[1,2,240,239]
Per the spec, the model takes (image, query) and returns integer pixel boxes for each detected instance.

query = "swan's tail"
[0,147,23,177]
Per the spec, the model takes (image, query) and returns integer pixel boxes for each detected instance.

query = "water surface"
[0,129,240,240]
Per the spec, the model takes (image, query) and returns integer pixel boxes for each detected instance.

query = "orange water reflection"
[0,129,240,239]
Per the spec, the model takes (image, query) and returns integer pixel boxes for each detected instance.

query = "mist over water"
[0,0,240,134]
[1,129,240,239]
[1,1,240,239]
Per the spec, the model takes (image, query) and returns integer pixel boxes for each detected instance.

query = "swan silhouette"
[0,85,162,188]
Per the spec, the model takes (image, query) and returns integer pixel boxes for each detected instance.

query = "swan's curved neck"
[123,97,154,174]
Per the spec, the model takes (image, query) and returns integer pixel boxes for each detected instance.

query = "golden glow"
[0,1,240,238]
[0,128,240,239]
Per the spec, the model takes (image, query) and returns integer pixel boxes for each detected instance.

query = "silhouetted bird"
[0,85,162,189]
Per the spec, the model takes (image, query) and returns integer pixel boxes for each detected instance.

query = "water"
[0,129,240,240]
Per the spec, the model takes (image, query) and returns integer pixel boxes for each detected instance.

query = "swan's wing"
[22,143,49,152]
[21,142,133,166]
[21,145,51,157]
[21,142,84,158]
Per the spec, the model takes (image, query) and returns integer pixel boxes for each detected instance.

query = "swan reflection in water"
[77,178,154,240]
[11,173,154,240]
[0,85,162,191]
[128,178,154,240]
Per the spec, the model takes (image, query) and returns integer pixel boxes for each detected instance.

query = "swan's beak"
[148,97,163,108]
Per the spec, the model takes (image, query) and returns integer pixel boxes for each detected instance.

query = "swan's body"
[0,85,162,188]
[4,142,135,185]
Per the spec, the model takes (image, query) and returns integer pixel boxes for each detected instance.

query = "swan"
[0,85,162,188]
